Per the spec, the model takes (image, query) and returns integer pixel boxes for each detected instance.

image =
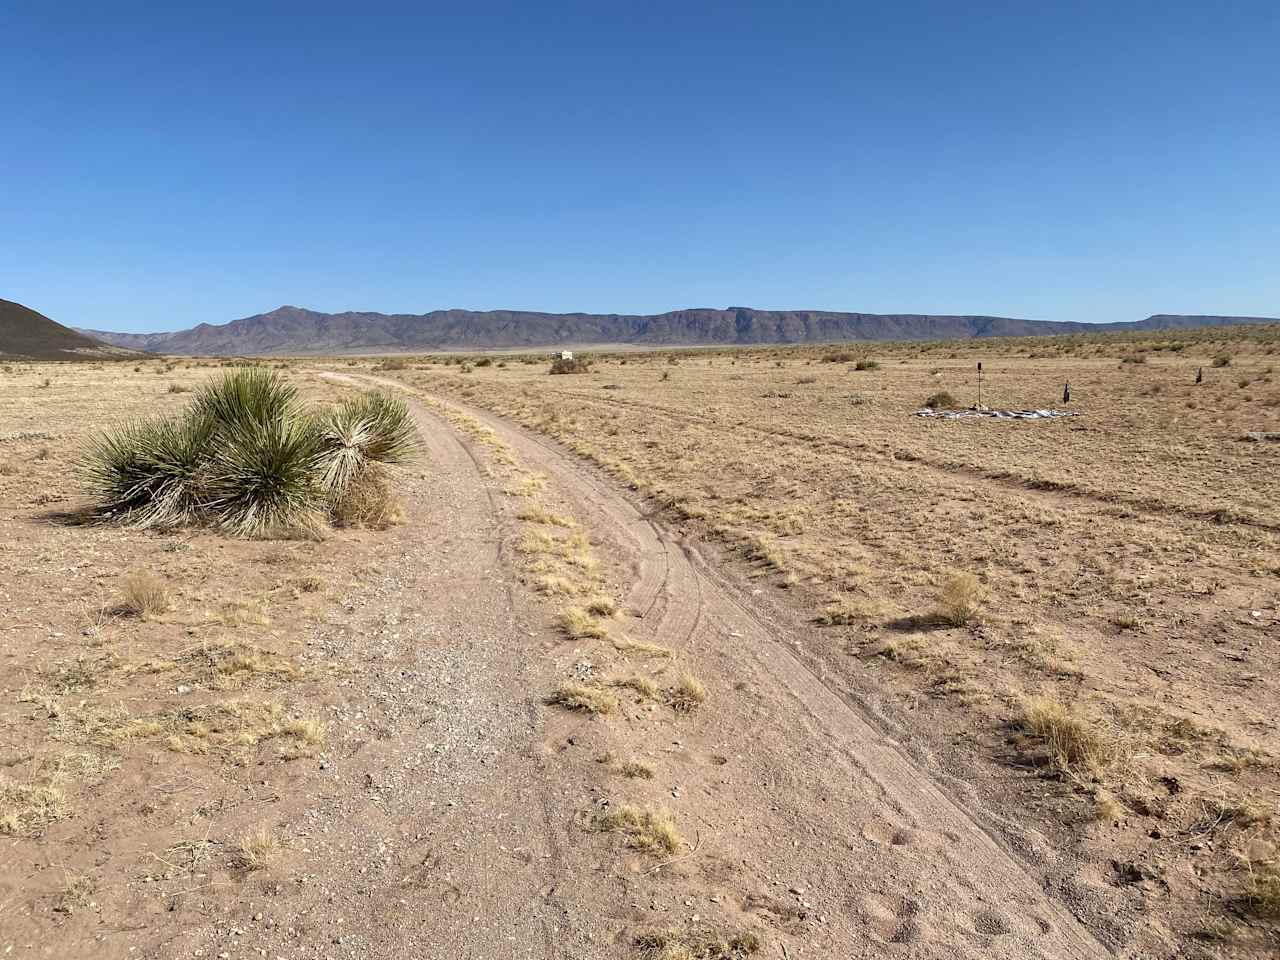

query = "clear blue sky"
[2,1,1277,332]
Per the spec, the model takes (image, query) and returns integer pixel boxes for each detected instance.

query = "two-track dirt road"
[285,371,1129,959]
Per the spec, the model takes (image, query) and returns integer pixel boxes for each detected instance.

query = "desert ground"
[2,325,1278,959]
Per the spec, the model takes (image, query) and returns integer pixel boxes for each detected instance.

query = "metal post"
[977,362,983,409]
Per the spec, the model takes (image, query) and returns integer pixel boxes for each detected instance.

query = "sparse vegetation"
[922,390,958,409]
[80,368,418,535]
[547,681,619,715]
[668,672,706,714]
[634,927,762,959]
[237,826,282,870]
[1022,697,1121,779]
[595,803,684,854]
[934,572,981,626]
[119,571,169,618]
[550,356,591,374]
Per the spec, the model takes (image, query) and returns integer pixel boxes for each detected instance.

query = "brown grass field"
[2,326,1278,958]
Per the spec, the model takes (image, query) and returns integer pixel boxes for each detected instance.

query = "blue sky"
[2,1,1277,332]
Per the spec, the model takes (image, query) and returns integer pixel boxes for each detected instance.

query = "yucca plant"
[314,392,418,502]
[82,369,418,537]
[80,412,214,528]
[204,414,327,537]
[190,366,300,433]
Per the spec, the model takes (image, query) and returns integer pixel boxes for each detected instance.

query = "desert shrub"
[1120,353,1147,364]
[474,357,493,367]
[549,356,591,375]
[821,350,855,363]
[374,357,409,372]
[119,571,169,618]
[1212,353,1231,367]
[854,358,880,371]
[934,572,981,625]
[1021,697,1120,778]
[81,369,418,537]
[922,391,958,409]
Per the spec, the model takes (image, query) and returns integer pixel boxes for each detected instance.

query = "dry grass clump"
[329,464,403,529]
[619,760,656,779]
[922,391,958,409]
[56,871,96,913]
[0,780,68,836]
[634,927,762,959]
[547,682,619,715]
[613,637,675,659]
[559,606,608,639]
[1022,696,1121,779]
[81,368,418,536]
[237,826,282,870]
[516,504,574,526]
[585,595,619,616]
[934,572,982,626]
[596,803,684,854]
[1246,861,1280,918]
[550,356,591,375]
[609,674,659,699]
[118,571,169,618]
[668,672,707,714]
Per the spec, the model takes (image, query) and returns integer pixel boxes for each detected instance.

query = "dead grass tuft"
[620,760,656,779]
[547,682,619,715]
[613,637,675,659]
[669,673,707,714]
[237,826,282,870]
[634,927,762,959]
[559,606,608,639]
[1247,861,1280,918]
[585,595,619,617]
[56,871,96,914]
[1022,696,1122,779]
[119,571,170,618]
[331,465,403,529]
[934,572,982,626]
[609,674,659,700]
[596,803,684,855]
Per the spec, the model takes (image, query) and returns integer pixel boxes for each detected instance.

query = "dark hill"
[78,306,1279,357]
[0,298,141,360]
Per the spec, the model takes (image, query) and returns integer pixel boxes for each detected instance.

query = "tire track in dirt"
[277,374,614,959]
[338,372,1120,958]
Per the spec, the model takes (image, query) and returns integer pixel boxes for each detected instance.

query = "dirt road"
[282,372,1124,959]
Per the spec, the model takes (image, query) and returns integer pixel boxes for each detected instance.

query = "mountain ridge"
[0,298,142,360]
[77,305,1280,356]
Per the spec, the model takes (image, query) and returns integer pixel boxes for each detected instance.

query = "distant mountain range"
[0,298,140,360]
[75,306,1280,356]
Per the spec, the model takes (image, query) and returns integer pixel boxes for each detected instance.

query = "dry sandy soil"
[2,328,1277,959]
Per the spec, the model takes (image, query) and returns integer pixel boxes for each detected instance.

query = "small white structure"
[557,350,574,361]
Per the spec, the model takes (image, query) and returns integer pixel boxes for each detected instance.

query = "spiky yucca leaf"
[80,414,214,528]
[191,367,300,433]
[204,415,326,537]
[315,392,418,497]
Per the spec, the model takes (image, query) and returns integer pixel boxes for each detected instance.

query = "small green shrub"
[854,358,880,371]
